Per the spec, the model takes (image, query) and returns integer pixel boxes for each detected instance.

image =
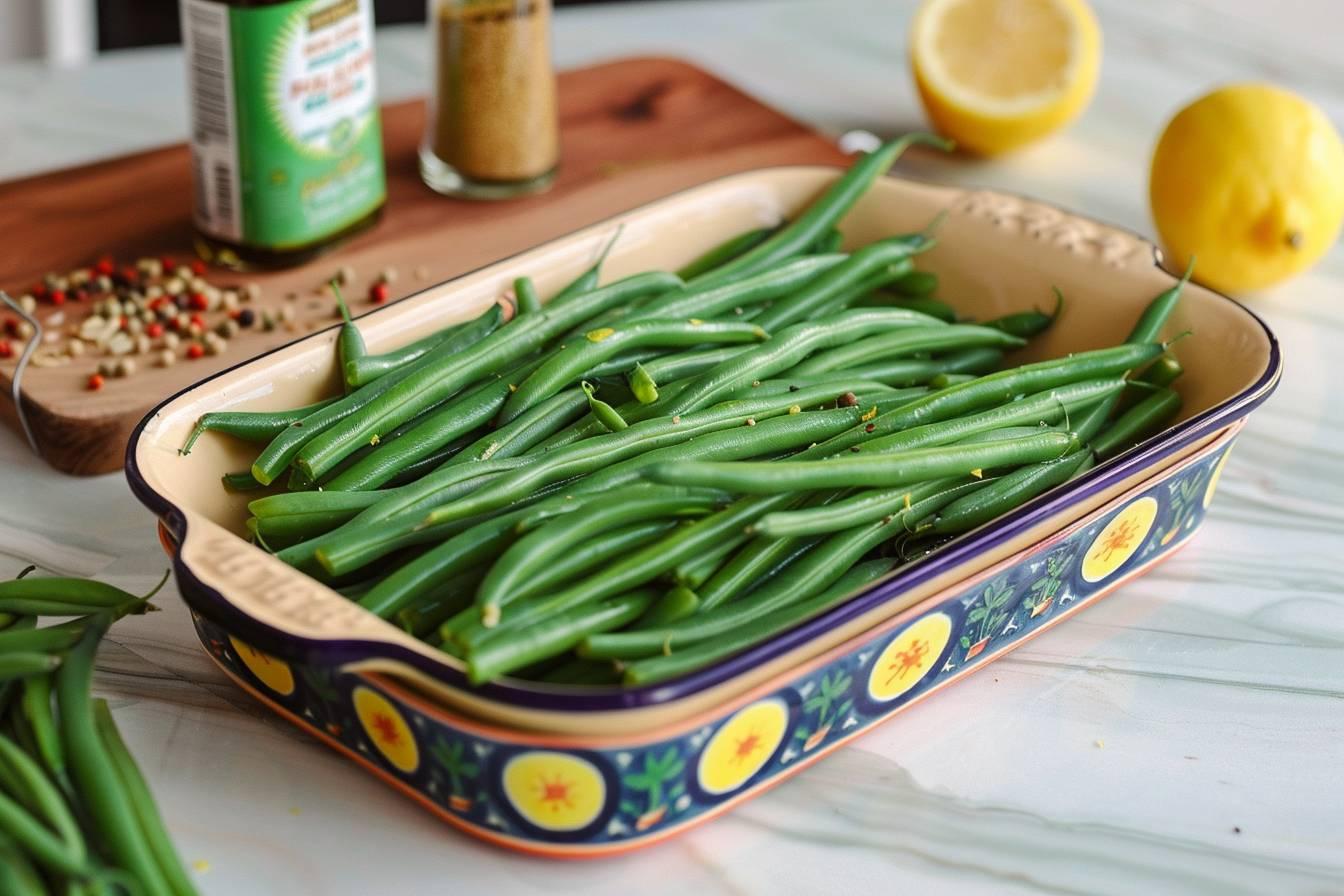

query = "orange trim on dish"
[207,529,1200,858]
[370,425,1239,750]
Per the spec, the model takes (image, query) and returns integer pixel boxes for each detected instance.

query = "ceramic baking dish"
[127,167,1280,856]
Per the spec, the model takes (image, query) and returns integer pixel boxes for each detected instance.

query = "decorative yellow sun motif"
[1081,496,1158,583]
[352,687,419,774]
[228,636,295,696]
[502,752,606,832]
[867,612,952,703]
[1204,448,1232,509]
[697,698,788,796]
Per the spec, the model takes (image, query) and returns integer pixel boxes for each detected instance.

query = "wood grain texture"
[0,56,848,475]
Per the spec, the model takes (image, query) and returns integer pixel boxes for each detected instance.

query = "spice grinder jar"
[420,0,560,199]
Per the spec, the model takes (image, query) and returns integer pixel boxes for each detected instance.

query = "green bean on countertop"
[621,558,896,684]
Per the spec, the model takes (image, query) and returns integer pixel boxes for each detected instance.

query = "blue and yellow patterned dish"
[126,166,1279,855]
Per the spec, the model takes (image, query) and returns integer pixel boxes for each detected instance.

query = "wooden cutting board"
[0,57,849,475]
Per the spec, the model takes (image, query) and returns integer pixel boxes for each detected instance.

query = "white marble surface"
[2,1,1343,893]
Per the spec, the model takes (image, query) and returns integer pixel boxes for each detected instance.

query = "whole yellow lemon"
[1150,84,1344,293]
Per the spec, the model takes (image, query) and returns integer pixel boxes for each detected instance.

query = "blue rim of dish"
[125,169,1283,713]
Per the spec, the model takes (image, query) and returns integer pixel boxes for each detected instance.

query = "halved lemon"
[910,0,1101,156]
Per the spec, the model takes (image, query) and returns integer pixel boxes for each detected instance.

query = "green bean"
[514,276,542,316]
[581,381,629,432]
[0,733,85,869]
[629,363,659,403]
[179,397,339,456]
[985,288,1063,340]
[831,346,1003,386]
[1119,356,1184,411]
[475,486,729,626]
[812,228,844,253]
[892,269,939,298]
[356,495,593,618]
[550,225,621,306]
[581,512,914,660]
[751,236,932,332]
[0,836,46,896]
[324,358,546,491]
[690,133,951,288]
[859,291,957,322]
[251,303,504,484]
[636,308,947,420]
[332,283,366,394]
[453,386,590,464]
[672,532,746,588]
[57,622,172,896]
[639,255,847,324]
[621,559,894,684]
[221,471,263,492]
[92,700,200,896]
[721,377,900,401]
[648,431,1075,493]
[928,372,976,387]
[638,586,701,627]
[1130,259,1194,344]
[0,622,82,654]
[0,654,61,682]
[500,319,768,423]
[395,573,481,639]
[695,533,820,613]
[295,272,683,481]
[465,591,654,685]
[641,345,750,383]
[504,522,674,616]
[815,343,1165,455]
[932,451,1094,535]
[460,494,794,643]
[677,227,775,281]
[1092,388,1183,459]
[0,573,166,612]
[0,788,91,879]
[790,324,1023,377]
[18,675,66,791]
[248,490,384,520]
[754,476,986,538]
[344,327,458,388]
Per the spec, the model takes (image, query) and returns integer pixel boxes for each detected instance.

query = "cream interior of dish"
[139,169,1272,735]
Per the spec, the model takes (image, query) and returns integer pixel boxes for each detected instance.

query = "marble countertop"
[1,1,1341,893]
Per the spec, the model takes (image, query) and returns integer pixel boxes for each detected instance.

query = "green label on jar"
[182,0,386,250]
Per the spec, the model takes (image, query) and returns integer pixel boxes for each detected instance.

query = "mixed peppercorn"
[2,256,409,390]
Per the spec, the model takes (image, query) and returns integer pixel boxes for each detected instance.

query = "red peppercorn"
[119,315,129,330]
[190,292,209,311]
[0,340,12,359]
[3,319,18,338]
[32,284,47,299]
[160,255,176,272]
[49,290,66,306]
[95,256,116,276]
[87,373,105,391]
[190,259,207,276]
[190,312,206,328]
[120,266,139,284]
[186,343,205,360]
[72,288,88,302]
[370,282,390,305]
[146,322,164,339]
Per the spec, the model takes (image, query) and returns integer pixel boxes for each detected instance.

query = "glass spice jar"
[420,0,560,199]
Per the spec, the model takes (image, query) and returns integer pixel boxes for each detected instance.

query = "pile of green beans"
[0,568,200,894]
[182,135,1192,689]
